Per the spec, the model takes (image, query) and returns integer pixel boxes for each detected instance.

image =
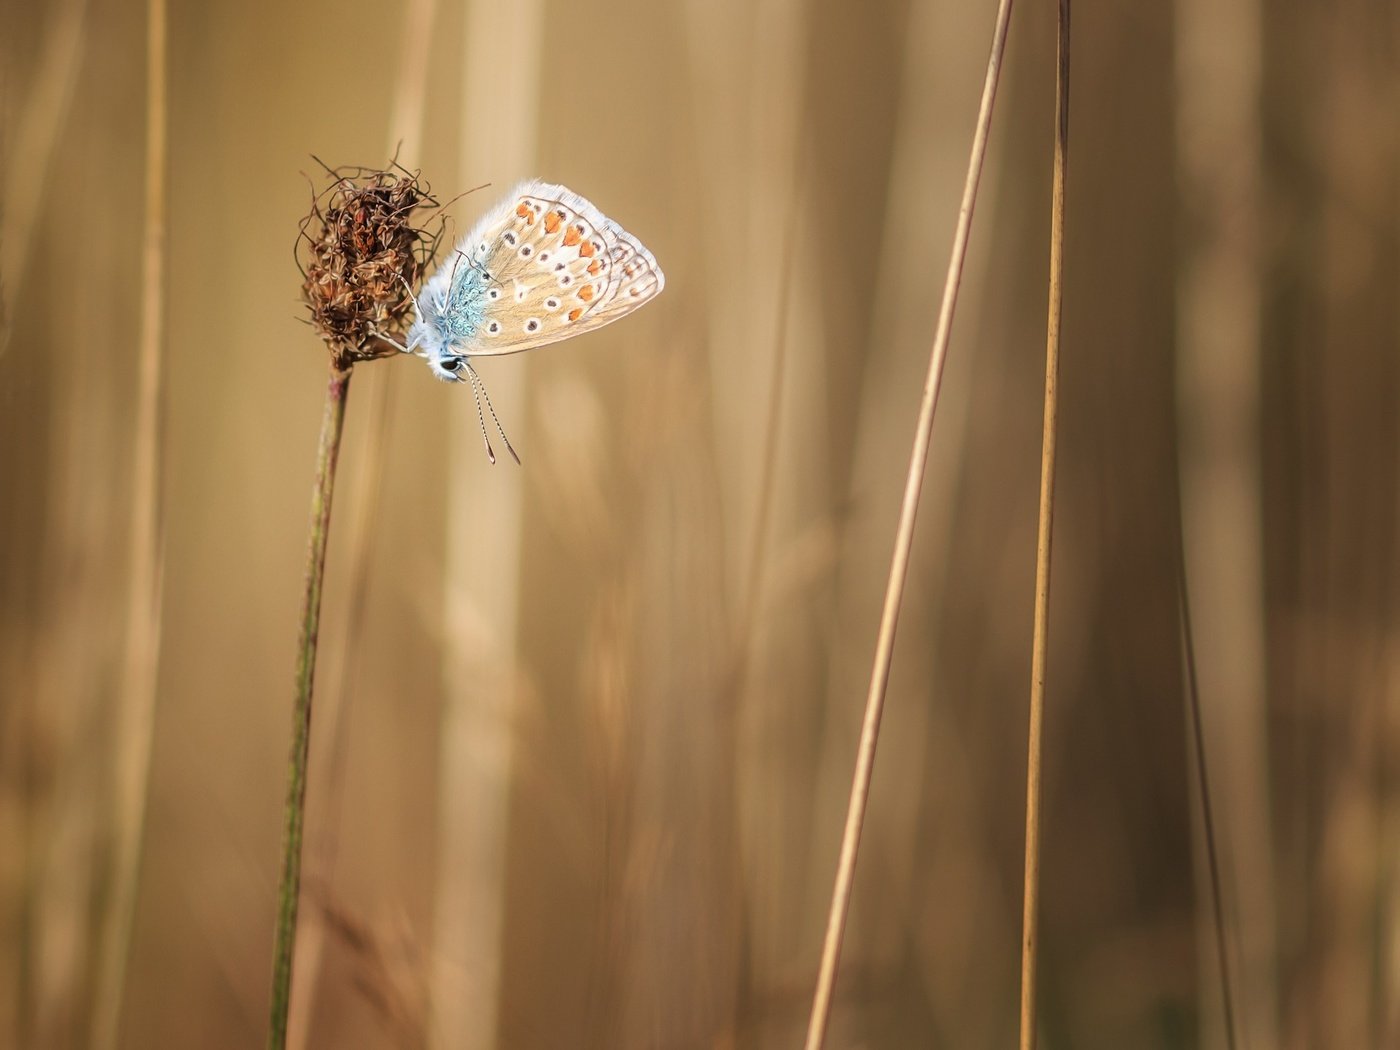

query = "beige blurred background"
[3,0,1397,1047]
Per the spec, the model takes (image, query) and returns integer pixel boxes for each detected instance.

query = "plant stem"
[268,362,352,1050]
[93,0,166,1044]
[800,2,1016,1046]
[1018,3,1069,1049]
[1175,502,1240,1050]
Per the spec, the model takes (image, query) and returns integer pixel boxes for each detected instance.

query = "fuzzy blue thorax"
[407,259,490,359]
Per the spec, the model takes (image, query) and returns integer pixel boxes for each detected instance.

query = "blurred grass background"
[2,0,1397,1047]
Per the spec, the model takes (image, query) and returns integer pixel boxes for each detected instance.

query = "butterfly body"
[406,180,664,384]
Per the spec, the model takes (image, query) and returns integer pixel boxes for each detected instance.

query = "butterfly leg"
[369,326,410,353]
[396,274,424,325]
[394,275,430,356]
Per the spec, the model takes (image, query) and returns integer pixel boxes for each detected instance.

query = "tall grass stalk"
[3,6,88,1033]
[92,0,167,1044]
[1017,3,1069,1047]
[430,5,541,1046]
[1176,532,1240,1048]
[801,1,1016,1045]
[268,363,352,1050]
[1172,0,1272,1040]
[0,0,87,345]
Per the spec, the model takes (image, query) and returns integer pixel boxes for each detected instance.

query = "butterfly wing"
[442,180,664,357]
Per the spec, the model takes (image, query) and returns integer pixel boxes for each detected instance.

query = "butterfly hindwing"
[588,236,663,326]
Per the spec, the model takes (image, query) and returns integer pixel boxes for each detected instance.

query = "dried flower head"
[297,162,441,370]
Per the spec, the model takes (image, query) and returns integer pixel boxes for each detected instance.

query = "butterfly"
[393,180,664,463]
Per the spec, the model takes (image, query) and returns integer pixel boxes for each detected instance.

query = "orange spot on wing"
[516,202,530,218]
[563,225,582,247]
[578,284,595,302]
[587,259,601,275]
[568,307,583,322]
[544,211,561,234]
[579,241,595,258]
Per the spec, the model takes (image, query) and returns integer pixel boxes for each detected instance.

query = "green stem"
[268,362,352,1050]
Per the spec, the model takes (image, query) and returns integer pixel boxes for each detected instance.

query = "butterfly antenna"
[466,363,521,465]
[465,368,498,465]
[449,246,493,286]
[456,247,491,278]
[441,249,479,312]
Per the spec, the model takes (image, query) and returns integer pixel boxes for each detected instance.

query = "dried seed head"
[298,162,441,370]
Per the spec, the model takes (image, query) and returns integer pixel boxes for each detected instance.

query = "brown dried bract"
[297,161,442,370]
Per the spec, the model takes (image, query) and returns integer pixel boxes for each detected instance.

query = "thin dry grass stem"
[269,363,353,1050]
[287,3,439,1044]
[91,0,166,1044]
[1172,0,1270,1039]
[734,115,807,668]
[1017,3,1069,1048]
[431,4,542,1045]
[1175,531,1241,1050]
[0,0,87,351]
[720,92,807,1043]
[801,2,1016,1046]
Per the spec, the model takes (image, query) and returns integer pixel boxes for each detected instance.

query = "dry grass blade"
[1176,533,1240,1049]
[268,364,353,1050]
[1173,0,1271,1040]
[0,0,88,351]
[802,1,1017,1046]
[431,4,542,1045]
[1017,2,1069,1048]
[91,0,166,1044]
